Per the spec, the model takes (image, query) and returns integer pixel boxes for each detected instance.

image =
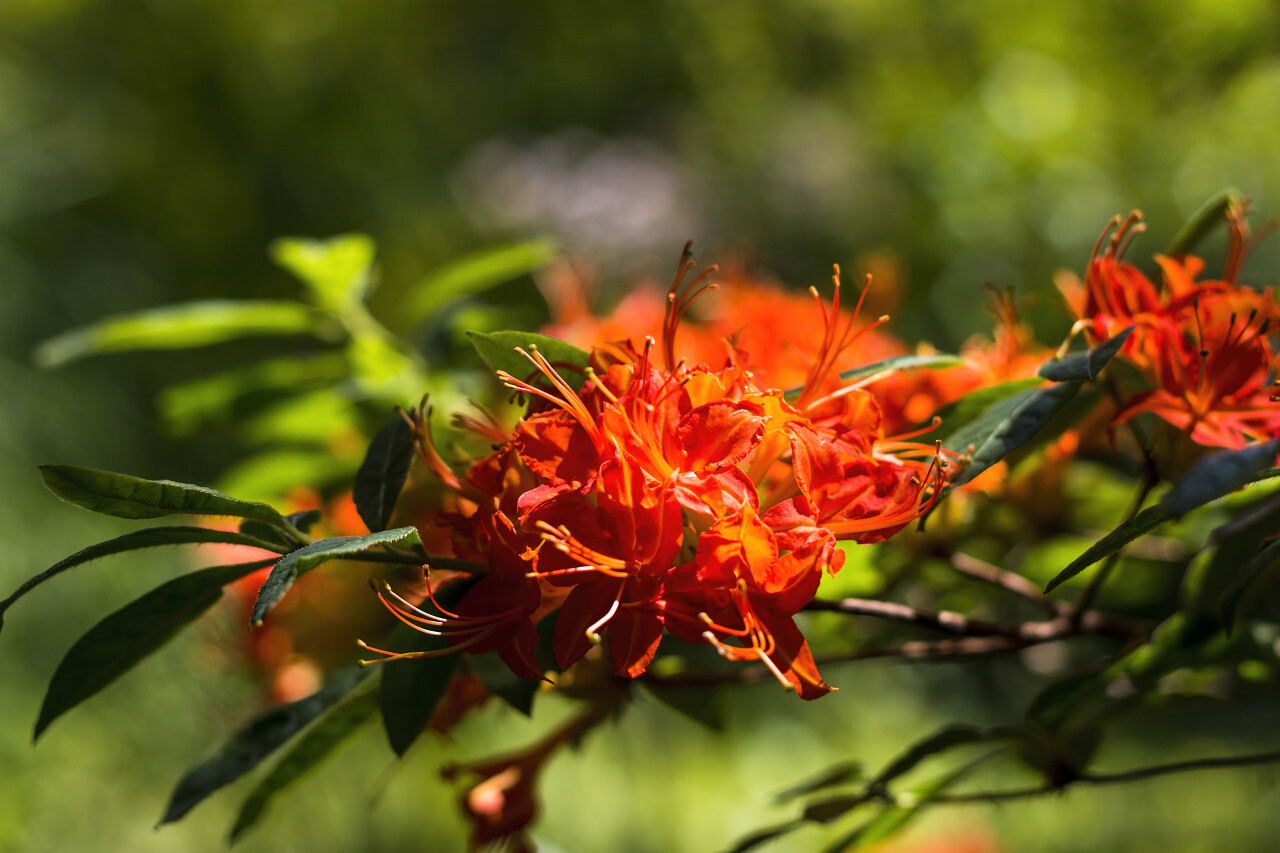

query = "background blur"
[5,1,1280,851]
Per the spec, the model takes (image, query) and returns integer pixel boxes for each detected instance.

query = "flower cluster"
[1057,206,1280,450]
[367,250,947,698]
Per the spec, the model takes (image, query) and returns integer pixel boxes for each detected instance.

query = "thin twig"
[949,551,1062,617]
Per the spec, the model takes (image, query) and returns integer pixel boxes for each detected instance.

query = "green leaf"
[1043,504,1172,594]
[40,465,286,524]
[378,577,479,756]
[469,651,539,717]
[353,412,415,533]
[34,559,275,740]
[928,377,1045,444]
[157,354,349,436]
[783,353,965,402]
[1036,326,1134,382]
[1158,438,1280,520]
[943,381,1081,490]
[828,760,979,852]
[467,330,590,385]
[33,301,318,368]
[0,526,287,631]
[868,724,992,789]
[1219,539,1280,630]
[640,681,726,731]
[408,238,560,323]
[250,528,424,626]
[772,760,864,804]
[1165,188,1245,258]
[270,234,376,311]
[725,820,807,853]
[228,679,380,843]
[159,668,370,825]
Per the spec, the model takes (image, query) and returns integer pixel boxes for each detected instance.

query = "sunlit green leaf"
[40,465,287,524]
[270,234,376,311]
[228,680,380,843]
[33,301,319,368]
[1165,188,1245,258]
[408,238,560,323]
[159,668,370,825]
[353,412,415,533]
[251,527,424,626]
[34,559,276,740]
[468,330,590,385]
[0,526,286,631]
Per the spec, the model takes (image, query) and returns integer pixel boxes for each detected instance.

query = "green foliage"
[352,412,416,533]
[35,559,277,740]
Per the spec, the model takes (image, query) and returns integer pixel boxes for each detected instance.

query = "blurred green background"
[6,1,1280,850]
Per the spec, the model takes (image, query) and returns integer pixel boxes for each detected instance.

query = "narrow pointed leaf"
[772,760,864,804]
[1,526,286,631]
[34,559,276,740]
[228,680,379,843]
[1158,438,1280,520]
[469,651,539,717]
[40,465,286,524]
[378,577,478,756]
[726,819,807,853]
[353,413,415,533]
[468,331,589,382]
[869,724,993,788]
[251,527,424,626]
[1165,188,1245,258]
[640,682,726,731]
[928,377,1045,444]
[270,234,376,311]
[1043,505,1173,594]
[159,668,370,824]
[1219,539,1280,630]
[1037,326,1134,382]
[33,301,318,368]
[408,238,560,323]
[944,382,1081,489]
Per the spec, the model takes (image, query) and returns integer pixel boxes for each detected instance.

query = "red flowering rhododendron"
[1058,205,1280,450]
[362,248,948,699]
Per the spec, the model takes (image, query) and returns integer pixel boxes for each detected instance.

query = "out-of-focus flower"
[1059,206,1280,450]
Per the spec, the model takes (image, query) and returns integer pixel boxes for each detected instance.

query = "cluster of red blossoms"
[366,248,948,699]
[1058,206,1280,450]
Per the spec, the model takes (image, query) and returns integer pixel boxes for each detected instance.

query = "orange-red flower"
[367,249,949,699]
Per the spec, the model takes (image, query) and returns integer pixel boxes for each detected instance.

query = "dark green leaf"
[772,760,864,803]
[1219,539,1280,630]
[251,527,424,626]
[159,668,370,825]
[1,526,286,631]
[827,761,978,852]
[1158,438,1280,520]
[640,681,726,731]
[353,413,415,533]
[869,724,991,788]
[469,651,539,717]
[408,238,560,323]
[33,301,319,368]
[944,382,1081,490]
[1043,505,1172,594]
[1025,669,1110,733]
[35,559,276,741]
[270,234,376,311]
[928,377,1045,444]
[467,331,590,386]
[40,465,285,524]
[1036,326,1133,382]
[378,577,478,756]
[1165,188,1245,258]
[725,820,807,853]
[228,680,380,843]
